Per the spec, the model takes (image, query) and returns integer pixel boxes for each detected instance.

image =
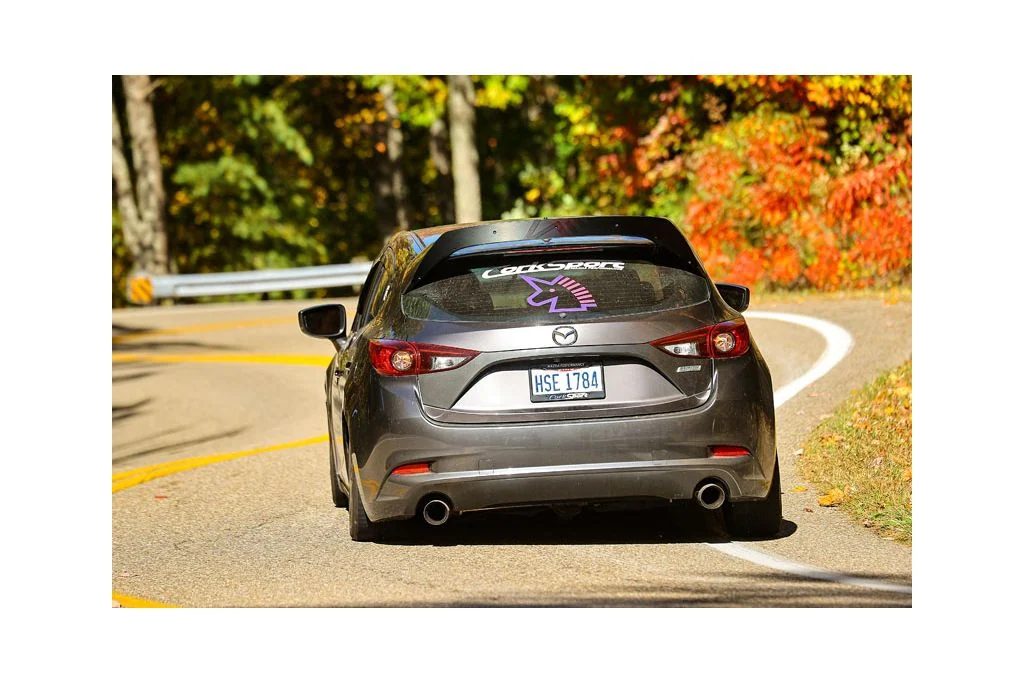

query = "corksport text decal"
[481,261,624,279]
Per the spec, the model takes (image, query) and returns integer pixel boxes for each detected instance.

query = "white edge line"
[710,541,912,594]
[705,310,910,596]
[745,311,855,410]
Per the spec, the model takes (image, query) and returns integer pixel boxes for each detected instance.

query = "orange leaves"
[673,103,911,291]
[818,488,847,507]
[526,76,910,292]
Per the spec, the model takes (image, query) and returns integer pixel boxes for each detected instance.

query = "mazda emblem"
[552,326,578,346]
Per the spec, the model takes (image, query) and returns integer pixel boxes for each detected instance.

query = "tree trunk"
[112,75,171,275]
[379,82,410,230]
[447,75,482,223]
[429,117,455,224]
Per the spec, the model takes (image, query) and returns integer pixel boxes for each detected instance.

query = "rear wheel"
[347,456,383,542]
[725,455,782,539]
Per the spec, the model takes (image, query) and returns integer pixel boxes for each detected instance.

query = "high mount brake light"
[369,340,479,376]
[649,320,751,359]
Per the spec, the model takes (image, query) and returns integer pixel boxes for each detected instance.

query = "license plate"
[529,363,606,402]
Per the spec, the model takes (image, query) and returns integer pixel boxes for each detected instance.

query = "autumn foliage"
[113,76,911,305]
[518,75,912,291]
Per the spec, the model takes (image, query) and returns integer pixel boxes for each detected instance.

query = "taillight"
[649,320,750,359]
[369,339,479,376]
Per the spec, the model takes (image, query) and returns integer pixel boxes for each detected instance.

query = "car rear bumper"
[353,379,776,522]
[366,454,774,521]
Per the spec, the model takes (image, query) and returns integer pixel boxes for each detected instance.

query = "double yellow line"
[112,315,332,607]
[112,435,329,494]
[112,352,331,367]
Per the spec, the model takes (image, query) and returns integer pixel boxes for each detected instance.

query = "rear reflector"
[710,445,751,458]
[370,339,479,376]
[391,462,432,476]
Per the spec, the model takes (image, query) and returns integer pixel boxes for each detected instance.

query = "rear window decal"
[521,274,597,313]
[482,261,624,280]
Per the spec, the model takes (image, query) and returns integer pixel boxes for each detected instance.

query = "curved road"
[112,297,911,607]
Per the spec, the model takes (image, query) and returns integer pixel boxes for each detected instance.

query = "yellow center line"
[113,592,178,608]
[112,433,329,608]
[112,332,332,607]
[112,352,332,367]
[112,316,294,344]
[112,434,329,493]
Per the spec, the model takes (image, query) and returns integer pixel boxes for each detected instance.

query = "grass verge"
[798,360,912,544]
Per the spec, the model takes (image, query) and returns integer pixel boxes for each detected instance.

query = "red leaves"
[673,108,911,291]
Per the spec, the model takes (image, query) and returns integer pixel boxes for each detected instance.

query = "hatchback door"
[399,249,724,424]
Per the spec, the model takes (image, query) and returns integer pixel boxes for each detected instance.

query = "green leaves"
[173,157,272,200]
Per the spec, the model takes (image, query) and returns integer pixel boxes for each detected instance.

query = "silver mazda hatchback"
[299,216,780,541]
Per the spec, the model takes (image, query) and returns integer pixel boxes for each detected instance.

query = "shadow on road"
[309,569,911,607]
[112,324,240,353]
[376,505,798,547]
[113,398,152,423]
[112,427,246,465]
[112,370,156,384]
[113,339,239,352]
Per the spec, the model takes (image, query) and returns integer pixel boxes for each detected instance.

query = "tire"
[328,438,348,508]
[725,455,782,539]
[347,456,383,542]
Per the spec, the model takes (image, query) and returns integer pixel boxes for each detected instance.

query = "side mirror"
[299,304,347,340]
[716,283,750,312]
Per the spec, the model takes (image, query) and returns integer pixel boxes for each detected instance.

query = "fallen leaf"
[803,507,814,513]
[863,520,873,527]
[818,488,846,507]
[871,456,883,469]
[155,495,169,500]
[793,448,804,456]
[792,485,808,492]
[903,467,912,481]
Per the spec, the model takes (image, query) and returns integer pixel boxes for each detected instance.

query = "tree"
[112,75,172,275]
[378,81,410,233]
[447,75,481,222]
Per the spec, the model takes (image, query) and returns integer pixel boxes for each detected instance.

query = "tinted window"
[403,258,709,322]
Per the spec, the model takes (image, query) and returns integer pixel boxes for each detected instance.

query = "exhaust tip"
[695,481,726,510]
[422,498,451,526]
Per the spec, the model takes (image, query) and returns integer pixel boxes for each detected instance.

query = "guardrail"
[126,262,373,305]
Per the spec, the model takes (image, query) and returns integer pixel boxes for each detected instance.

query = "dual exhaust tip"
[695,481,726,510]
[422,498,452,526]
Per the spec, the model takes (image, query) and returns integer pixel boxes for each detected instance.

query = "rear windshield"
[402,258,709,322]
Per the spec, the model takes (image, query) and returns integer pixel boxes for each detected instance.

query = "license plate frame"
[528,361,606,403]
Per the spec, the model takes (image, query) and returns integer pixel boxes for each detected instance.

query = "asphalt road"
[112,297,912,607]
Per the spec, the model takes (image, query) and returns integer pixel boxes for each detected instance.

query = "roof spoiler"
[408,216,704,290]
